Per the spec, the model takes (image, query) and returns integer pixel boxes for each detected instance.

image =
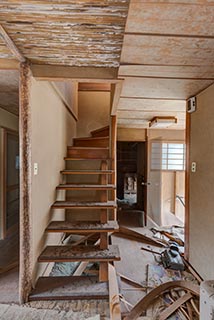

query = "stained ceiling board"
[120,77,214,100]
[0,1,129,67]
[119,65,214,80]
[118,98,186,112]
[121,35,214,66]
[126,2,214,36]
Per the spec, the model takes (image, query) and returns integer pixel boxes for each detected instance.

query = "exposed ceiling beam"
[0,24,26,63]
[31,65,120,82]
[120,96,186,101]
[0,58,20,70]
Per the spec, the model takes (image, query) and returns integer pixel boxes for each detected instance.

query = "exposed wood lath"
[0,1,129,67]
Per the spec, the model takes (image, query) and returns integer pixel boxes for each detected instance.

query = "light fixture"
[149,116,177,128]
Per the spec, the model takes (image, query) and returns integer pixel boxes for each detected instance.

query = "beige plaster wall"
[77,91,110,137]
[189,83,214,279]
[30,79,76,283]
[0,108,19,239]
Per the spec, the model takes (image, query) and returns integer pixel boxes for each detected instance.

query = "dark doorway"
[117,141,147,227]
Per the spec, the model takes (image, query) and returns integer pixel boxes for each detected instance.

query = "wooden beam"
[0,59,20,70]
[185,109,191,260]
[159,292,192,320]
[108,264,122,320]
[0,25,26,62]
[111,81,123,115]
[19,62,32,303]
[31,64,119,82]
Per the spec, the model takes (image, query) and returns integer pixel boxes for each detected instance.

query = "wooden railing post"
[110,115,117,221]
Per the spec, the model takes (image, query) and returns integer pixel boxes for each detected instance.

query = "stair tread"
[91,126,109,134]
[61,169,113,174]
[46,220,119,233]
[74,136,109,141]
[65,157,110,160]
[29,276,109,301]
[38,244,120,262]
[67,147,109,150]
[52,201,117,209]
[56,184,116,190]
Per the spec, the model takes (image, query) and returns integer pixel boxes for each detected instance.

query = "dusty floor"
[0,267,19,304]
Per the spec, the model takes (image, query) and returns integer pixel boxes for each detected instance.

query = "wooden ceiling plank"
[121,77,214,100]
[0,24,25,62]
[121,35,214,66]
[126,2,214,37]
[119,65,214,79]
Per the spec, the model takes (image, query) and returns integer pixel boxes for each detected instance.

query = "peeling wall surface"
[189,83,214,280]
[30,79,76,283]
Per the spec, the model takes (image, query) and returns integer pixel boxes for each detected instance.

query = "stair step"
[56,184,116,190]
[52,201,117,209]
[38,245,120,263]
[67,147,109,159]
[73,136,109,148]
[29,276,109,301]
[91,126,109,138]
[61,169,113,175]
[46,220,119,233]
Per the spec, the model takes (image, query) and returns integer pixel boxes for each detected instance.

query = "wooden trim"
[0,128,19,239]
[31,65,119,82]
[108,264,122,320]
[50,82,78,122]
[19,62,33,304]
[120,96,185,101]
[144,130,148,226]
[119,74,214,81]
[0,24,26,62]
[0,59,20,70]
[124,281,199,320]
[111,81,123,115]
[124,31,214,40]
[185,110,191,260]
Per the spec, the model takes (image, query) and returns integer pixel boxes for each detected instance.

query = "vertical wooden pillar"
[185,111,191,260]
[19,62,32,304]
[110,115,117,221]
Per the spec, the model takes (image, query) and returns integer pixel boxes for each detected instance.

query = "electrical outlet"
[191,162,196,173]
[34,163,38,175]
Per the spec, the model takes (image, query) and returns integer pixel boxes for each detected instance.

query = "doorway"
[0,127,19,303]
[117,141,146,227]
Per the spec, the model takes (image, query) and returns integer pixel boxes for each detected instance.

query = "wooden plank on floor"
[29,276,109,301]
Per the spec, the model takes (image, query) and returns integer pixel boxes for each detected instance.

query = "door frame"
[0,127,19,239]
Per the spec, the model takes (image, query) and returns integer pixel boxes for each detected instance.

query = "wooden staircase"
[30,118,120,301]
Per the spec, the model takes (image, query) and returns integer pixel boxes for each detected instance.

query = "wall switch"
[34,163,38,175]
[191,162,197,173]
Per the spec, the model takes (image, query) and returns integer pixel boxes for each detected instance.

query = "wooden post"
[110,115,117,221]
[19,62,33,303]
[99,160,108,281]
[185,111,191,260]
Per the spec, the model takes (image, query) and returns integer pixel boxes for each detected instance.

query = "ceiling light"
[149,116,177,128]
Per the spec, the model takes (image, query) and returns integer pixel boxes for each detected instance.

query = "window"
[151,142,185,171]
